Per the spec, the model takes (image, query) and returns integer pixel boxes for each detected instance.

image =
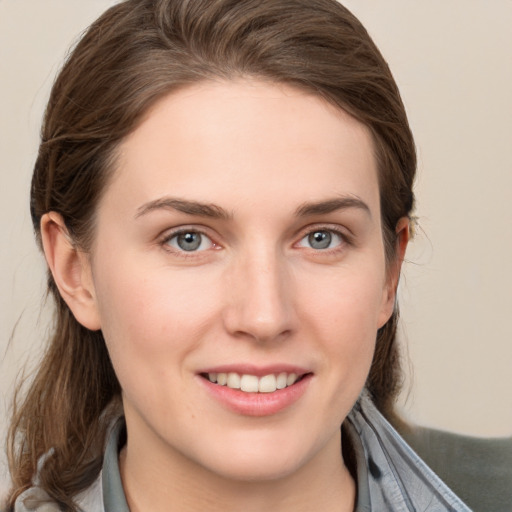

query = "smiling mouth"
[201,372,309,393]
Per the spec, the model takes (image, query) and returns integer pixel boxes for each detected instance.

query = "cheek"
[91,250,223,369]
[298,262,387,377]
[91,266,212,424]
[300,262,388,334]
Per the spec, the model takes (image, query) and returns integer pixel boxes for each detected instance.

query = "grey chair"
[399,426,512,512]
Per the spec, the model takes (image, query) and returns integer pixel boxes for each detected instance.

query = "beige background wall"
[1,0,511,494]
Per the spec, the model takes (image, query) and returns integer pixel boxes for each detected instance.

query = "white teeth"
[276,372,287,389]
[227,372,241,389]
[286,373,297,386]
[206,371,302,393]
[240,374,259,392]
[258,374,277,393]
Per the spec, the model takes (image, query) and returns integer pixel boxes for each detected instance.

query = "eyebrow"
[295,196,371,218]
[135,195,371,221]
[135,197,232,220]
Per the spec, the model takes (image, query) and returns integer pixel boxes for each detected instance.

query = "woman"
[5,0,471,510]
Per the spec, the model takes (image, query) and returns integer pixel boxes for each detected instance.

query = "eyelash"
[159,227,219,257]
[295,225,351,254]
[158,225,351,257]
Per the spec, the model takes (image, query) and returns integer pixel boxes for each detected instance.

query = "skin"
[42,79,408,511]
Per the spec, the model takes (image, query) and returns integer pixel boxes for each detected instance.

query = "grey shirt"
[14,392,471,511]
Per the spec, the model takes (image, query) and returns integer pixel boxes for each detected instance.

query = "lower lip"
[198,374,313,417]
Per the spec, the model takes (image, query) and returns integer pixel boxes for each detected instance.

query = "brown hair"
[7,0,415,508]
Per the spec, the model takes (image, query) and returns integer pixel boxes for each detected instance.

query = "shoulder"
[13,487,60,512]
[400,425,512,512]
[13,475,103,512]
[12,418,124,512]
[346,394,472,511]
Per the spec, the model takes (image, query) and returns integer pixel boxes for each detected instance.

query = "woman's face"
[85,80,399,481]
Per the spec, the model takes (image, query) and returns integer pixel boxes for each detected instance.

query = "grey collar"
[344,392,471,511]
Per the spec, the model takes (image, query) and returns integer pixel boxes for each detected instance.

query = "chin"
[203,453,305,483]
[191,431,319,483]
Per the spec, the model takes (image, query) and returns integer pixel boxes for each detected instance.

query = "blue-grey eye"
[298,230,342,250]
[167,231,213,252]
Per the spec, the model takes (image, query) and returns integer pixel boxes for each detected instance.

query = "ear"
[41,212,101,331]
[378,217,410,327]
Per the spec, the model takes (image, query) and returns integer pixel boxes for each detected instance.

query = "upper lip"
[197,363,311,377]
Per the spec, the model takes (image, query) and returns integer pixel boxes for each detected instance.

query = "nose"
[222,248,296,343]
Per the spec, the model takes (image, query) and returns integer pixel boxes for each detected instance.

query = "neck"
[119,424,355,512]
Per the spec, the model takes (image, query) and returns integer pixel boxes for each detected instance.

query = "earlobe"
[41,213,101,331]
[378,217,410,327]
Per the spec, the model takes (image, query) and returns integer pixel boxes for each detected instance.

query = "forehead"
[107,79,379,216]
